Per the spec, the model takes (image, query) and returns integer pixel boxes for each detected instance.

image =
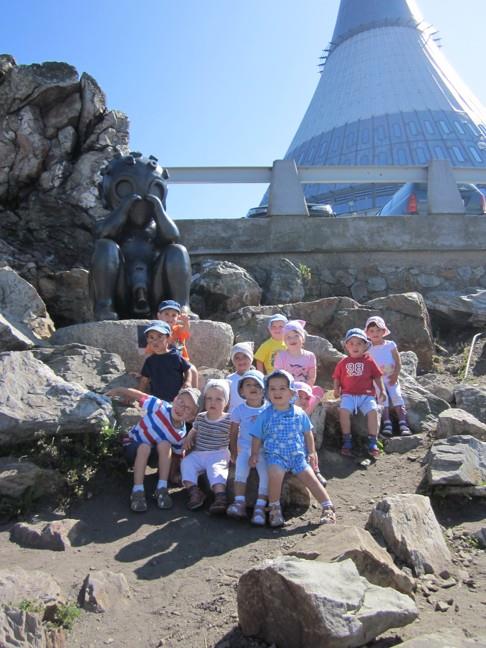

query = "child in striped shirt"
[107,386,200,513]
[181,379,232,514]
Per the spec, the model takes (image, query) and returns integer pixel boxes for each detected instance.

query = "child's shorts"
[181,448,230,487]
[234,446,268,495]
[265,451,309,475]
[340,394,378,415]
[383,380,405,408]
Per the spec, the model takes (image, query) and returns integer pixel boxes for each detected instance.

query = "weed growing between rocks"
[3,424,126,517]
[18,598,81,632]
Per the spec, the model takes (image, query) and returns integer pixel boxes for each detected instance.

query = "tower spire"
[331,0,422,47]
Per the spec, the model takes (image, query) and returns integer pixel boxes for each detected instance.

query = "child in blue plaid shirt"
[249,369,336,528]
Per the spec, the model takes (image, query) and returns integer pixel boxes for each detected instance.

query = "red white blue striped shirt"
[128,395,187,455]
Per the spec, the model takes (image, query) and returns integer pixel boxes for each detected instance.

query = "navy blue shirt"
[141,349,191,402]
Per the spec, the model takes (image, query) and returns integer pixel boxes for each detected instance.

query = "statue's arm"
[97,194,142,239]
[146,195,180,244]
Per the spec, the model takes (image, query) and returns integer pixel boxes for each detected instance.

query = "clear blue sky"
[3,0,486,219]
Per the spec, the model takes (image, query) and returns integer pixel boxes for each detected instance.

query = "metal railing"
[165,159,486,216]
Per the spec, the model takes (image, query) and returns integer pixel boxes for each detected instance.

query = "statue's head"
[98,151,169,210]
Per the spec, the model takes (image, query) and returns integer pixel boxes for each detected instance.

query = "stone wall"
[177,214,486,304]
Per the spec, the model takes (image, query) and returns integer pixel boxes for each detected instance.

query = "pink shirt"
[274,349,316,384]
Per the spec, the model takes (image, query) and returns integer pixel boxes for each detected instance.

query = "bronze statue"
[90,152,191,320]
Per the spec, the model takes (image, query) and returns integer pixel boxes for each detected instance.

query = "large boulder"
[0,56,129,324]
[0,606,65,648]
[366,494,453,577]
[454,384,486,421]
[0,567,64,607]
[425,288,486,327]
[238,557,418,648]
[32,343,127,392]
[259,257,305,305]
[435,408,486,441]
[10,519,89,551]
[286,525,415,595]
[37,268,93,326]
[52,319,233,372]
[0,458,63,514]
[0,351,113,446]
[416,372,456,403]
[79,570,130,613]
[190,260,262,319]
[0,266,54,349]
[424,435,486,490]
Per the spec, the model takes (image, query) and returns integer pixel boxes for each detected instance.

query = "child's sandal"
[319,507,336,525]
[187,486,206,511]
[209,492,228,515]
[251,503,266,526]
[399,422,412,436]
[268,503,285,528]
[381,420,393,437]
[226,499,247,519]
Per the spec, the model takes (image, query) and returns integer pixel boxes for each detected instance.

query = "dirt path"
[1,444,485,647]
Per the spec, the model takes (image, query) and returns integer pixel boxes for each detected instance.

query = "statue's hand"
[146,194,180,242]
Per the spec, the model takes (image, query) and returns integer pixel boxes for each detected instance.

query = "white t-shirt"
[368,340,398,378]
[231,402,268,449]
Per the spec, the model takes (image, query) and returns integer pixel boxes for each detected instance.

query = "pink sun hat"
[364,316,391,336]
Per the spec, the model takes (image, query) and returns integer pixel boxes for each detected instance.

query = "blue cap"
[157,299,181,313]
[268,314,288,328]
[342,327,371,350]
[144,321,171,336]
[264,369,297,397]
[237,369,265,396]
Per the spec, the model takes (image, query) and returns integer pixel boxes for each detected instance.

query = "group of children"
[107,301,410,528]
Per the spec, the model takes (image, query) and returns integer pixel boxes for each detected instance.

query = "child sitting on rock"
[274,320,316,384]
[332,328,386,458]
[249,369,336,527]
[365,316,411,436]
[181,379,231,514]
[254,314,288,375]
[139,321,197,401]
[226,342,254,413]
[227,369,268,525]
[106,386,200,512]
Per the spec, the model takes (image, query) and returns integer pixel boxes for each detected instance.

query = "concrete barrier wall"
[177,214,486,302]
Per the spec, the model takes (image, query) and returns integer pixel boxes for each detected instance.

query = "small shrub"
[49,602,81,631]
[298,263,312,284]
[18,599,44,615]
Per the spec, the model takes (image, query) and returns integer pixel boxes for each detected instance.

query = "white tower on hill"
[283,0,486,214]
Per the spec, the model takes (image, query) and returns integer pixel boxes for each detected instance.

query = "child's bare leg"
[233,481,246,497]
[154,441,173,508]
[366,409,379,438]
[267,465,285,503]
[169,453,182,485]
[267,465,286,527]
[296,467,331,503]
[339,409,351,435]
[133,444,151,487]
[297,467,336,524]
[156,441,172,482]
